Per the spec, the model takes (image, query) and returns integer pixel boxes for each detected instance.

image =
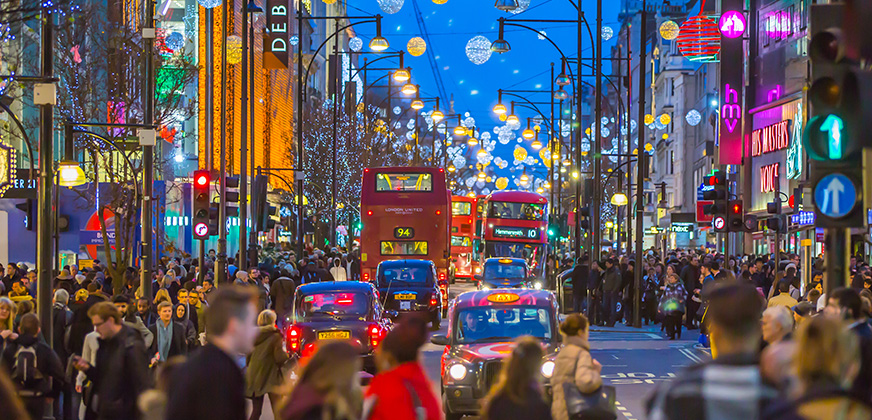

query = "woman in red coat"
[364,316,441,420]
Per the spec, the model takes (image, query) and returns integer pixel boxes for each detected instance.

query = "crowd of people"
[0,243,871,420]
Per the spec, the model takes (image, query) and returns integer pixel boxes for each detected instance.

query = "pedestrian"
[658,274,686,340]
[246,309,290,420]
[641,266,659,326]
[647,283,777,419]
[1,313,66,420]
[136,297,158,327]
[824,287,872,400]
[760,306,796,394]
[166,286,258,420]
[173,302,199,350]
[329,258,347,282]
[768,279,799,309]
[601,259,621,327]
[587,261,603,326]
[280,341,362,420]
[153,288,171,307]
[0,296,18,354]
[680,256,701,329]
[763,316,872,419]
[364,316,440,420]
[148,301,188,366]
[481,336,553,420]
[550,313,603,420]
[138,356,187,420]
[570,257,589,314]
[72,301,152,420]
[0,367,30,420]
[270,275,296,329]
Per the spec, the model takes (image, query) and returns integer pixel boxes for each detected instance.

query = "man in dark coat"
[166,286,258,420]
[602,258,622,327]
[72,302,152,420]
[679,255,701,329]
[827,287,872,401]
[147,301,188,363]
[570,257,589,313]
[270,276,297,329]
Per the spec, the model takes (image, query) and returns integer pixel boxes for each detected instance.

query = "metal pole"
[296,0,305,260]
[248,18,258,267]
[331,30,339,248]
[633,0,647,328]
[140,0,155,300]
[206,10,214,171]
[217,1,229,283]
[240,5,249,270]
[577,0,588,260]
[37,5,54,354]
[626,30,633,259]
[825,228,850,295]
[198,240,205,283]
[550,63,556,239]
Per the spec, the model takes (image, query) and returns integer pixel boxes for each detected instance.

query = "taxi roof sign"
[498,258,514,264]
[486,293,521,304]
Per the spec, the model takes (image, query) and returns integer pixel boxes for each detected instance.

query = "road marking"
[679,348,703,363]
[615,400,636,420]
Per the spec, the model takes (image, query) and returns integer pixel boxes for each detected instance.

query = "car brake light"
[368,324,382,348]
[363,272,370,282]
[301,343,317,358]
[367,210,373,216]
[436,210,441,215]
[287,325,302,353]
[439,272,446,281]
[430,295,438,306]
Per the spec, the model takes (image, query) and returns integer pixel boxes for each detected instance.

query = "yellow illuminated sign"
[486,293,521,304]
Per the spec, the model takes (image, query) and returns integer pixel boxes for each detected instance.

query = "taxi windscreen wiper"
[311,311,343,321]
[478,336,514,341]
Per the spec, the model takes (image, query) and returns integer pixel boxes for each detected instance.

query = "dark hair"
[112,295,130,304]
[705,284,763,338]
[205,286,255,337]
[708,261,720,272]
[559,313,589,336]
[831,287,863,320]
[88,301,122,324]
[778,279,791,293]
[380,315,427,363]
[18,313,39,336]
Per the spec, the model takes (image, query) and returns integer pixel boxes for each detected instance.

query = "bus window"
[452,201,472,216]
[487,202,546,221]
[375,173,433,192]
[380,241,429,255]
[451,236,471,247]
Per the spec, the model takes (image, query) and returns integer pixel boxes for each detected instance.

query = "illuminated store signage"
[719,11,746,38]
[786,103,803,179]
[760,162,780,193]
[791,211,815,226]
[719,0,744,165]
[266,1,289,68]
[751,120,791,157]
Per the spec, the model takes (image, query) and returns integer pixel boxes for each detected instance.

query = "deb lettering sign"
[265,1,289,68]
[80,230,116,246]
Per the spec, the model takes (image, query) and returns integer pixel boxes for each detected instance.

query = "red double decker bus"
[450,195,477,282]
[360,167,451,307]
[479,191,549,280]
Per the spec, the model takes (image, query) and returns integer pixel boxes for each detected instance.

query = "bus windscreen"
[375,173,433,192]
[488,201,546,221]
[452,201,472,216]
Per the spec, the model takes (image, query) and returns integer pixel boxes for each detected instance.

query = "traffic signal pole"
[141,0,155,302]
[632,1,646,329]
[825,228,850,295]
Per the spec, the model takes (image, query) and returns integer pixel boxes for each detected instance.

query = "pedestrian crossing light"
[192,169,211,240]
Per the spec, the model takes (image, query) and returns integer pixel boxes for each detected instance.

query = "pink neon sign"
[760,162,780,193]
[721,83,741,134]
[719,11,746,39]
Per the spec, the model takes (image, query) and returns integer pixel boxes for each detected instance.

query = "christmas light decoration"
[465,35,493,65]
[165,32,184,52]
[349,37,363,52]
[407,37,426,56]
[377,0,404,14]
[676,15,721,62]
[197,0,221,8]
[601,26,613,40]
[227,35,242,64]
[659,20,680,40]
[659,113,671,125]
[686,109,702,126]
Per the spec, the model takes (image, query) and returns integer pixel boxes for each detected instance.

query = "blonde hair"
[154,288,171,306]
[257,309,277,327]
[0,297,16,331]
[795,315,859,386]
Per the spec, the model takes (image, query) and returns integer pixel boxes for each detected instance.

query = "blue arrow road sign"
[814,173,857,219]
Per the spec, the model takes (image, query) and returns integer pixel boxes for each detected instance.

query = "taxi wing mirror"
[430,334,450,345]
[474,274,482,281]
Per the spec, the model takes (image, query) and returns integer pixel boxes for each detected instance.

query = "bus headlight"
[448,363,468,380]
[533,282,543,290]
[474,267,482,274]
[541,360,555,378]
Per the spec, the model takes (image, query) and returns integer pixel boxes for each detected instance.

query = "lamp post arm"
[303,19,378,101]
[503,22,577,95]
[502,93,554,133]
[0,101,36,180]
[72,129,141,198]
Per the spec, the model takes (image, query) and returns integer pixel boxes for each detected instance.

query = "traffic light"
[703,170,727,232]
[253,175,270,232]
[766,215,787,234]
[14,200,33,231]
[192,170,211,240]
[578,206,591,230]
[208,204,219,236]
[727,200,744,232]
[225,176,240,218]
[804,3,867,228]
[547,224,557,238]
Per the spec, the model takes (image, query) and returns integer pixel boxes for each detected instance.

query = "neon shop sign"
[759,162,780,193]
[721,83,741,135]
[751,120,791,157]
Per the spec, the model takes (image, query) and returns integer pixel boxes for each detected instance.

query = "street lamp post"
[36,5,55,348]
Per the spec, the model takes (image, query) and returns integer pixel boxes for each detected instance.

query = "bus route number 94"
[394,227,415,239]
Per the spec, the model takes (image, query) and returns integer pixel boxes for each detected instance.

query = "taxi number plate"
[395,293,416,300]
[400,301,411,311]
[317,331,350,340]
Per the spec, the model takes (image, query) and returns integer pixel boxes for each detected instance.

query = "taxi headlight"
[474,267,482,274]
[448,363,468,380]
[533,281,543,290]
[481,286,490,291]
[541,360,555,378]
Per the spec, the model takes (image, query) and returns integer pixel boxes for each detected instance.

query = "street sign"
[814,173,858,219]
[820,115,844,159]
[194,222,209,237]
[712,216,726,230]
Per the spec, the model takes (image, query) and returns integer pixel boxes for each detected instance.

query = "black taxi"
[474,257,539,290]
[374,259,445,329]
[430,289,560,420]
[285,281,393,373]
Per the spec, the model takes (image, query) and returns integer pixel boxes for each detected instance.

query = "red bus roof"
[453,289,556,309]
[486,190,548,204]
[451,195,476,203]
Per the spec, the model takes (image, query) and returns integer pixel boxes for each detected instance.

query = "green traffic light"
[821,114,843,159]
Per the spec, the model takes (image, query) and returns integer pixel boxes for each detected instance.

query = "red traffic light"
[788,194,795,209]
[193,170,210,189]
[732,203,741,214]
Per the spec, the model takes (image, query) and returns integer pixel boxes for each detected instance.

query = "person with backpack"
[1,313,65,420]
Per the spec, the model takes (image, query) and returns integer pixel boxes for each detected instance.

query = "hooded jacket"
[245,325,289,397]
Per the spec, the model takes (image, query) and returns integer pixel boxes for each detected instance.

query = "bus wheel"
[449,274,456,285]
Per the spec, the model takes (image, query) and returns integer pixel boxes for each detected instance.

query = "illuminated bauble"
[645,143,654,152]
[659,113,671,125]
[496,177,509,190]
[659,20,680,40]
[601,117,609,125]
[323,0,337,3]
[601,127,610,137]
[685,109,702,126]
[393,106,402,115]
[654,120,666,130]
[432,0,447,4]
[509,0,530,14]
[377,0,404,14]
[601,26,613,40]
[644,114,654,125]
[349,37,363,52]
[226,35,242,64]
[580,139,590,153]
[539,147,551,167]
[513,145,528,162]
[165,32,184,51]
[676,15,721,62]
[290,36,299,46]
[197,0,221,8]
[407,37,426,56]
[465,35,493,65]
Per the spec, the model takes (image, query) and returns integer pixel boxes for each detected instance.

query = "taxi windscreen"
[375,172,433,192]
[299,292,368,320]
[454,306,552,343]
[378,265,432,287]
[483,262,526,280]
